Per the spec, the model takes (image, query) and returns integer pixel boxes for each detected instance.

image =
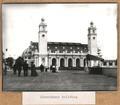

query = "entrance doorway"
[60,58,65,67]
[68,58,72,67]
[52,58,56,66]
[76,58,80,67]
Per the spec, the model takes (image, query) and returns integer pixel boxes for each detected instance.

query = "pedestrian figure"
[13,63,17,75]
[50,65,53,72]
[23,61,28,76]
[45,66,49,72]
[16,57,23,77]
[17,64,22,77]
[56,65,59,72]
[52,65,56,73]
[31,62,38,76]
[40,64,44,72]
[4,61,7,75]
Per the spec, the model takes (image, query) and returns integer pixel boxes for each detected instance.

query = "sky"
[2,4,117,60]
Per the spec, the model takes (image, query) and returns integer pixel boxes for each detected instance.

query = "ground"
[3,70,117,91]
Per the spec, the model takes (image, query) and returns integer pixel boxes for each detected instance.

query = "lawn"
[3,70,117,91]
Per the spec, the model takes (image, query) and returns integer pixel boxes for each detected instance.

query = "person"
[31,62,38,76]
[45,66,49,72]
[50,65,53,72]
[16,57,23,77]
[52,65,56,73]
[23,61,28,76]
[13,62,17,75]
[4,61,7,75]
[39,64,44,72]
[56,65,59,72]
[17,63,22,77]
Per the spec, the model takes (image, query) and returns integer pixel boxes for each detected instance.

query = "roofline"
[104,59,117,61]
[48,41,88,46]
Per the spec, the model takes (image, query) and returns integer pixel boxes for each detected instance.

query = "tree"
[15,56,24,66]
[5,57,14,69]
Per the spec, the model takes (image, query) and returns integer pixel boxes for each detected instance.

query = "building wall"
[36,53,86,69]
[102,60,117,68]
[22,21,117,69]
[88,35,97,55]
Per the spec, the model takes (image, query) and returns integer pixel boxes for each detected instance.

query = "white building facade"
[22,18,102,69]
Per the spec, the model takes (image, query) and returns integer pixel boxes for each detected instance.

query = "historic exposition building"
[22,18,117,69]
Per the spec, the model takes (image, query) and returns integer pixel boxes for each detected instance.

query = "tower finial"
[41,18,45,22]
[90,22,94,27]
[39,18,47,33]
[88,21,96,34]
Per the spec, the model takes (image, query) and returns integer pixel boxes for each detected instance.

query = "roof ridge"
[31,41,88,45]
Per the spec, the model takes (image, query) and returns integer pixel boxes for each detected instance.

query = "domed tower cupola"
[88,22,96,35]
[39,18,47,33]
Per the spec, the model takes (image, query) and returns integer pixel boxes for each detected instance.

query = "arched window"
[42,34,45,37]
[68,58,72,67]
[60,58,64,67]
[93,37,95,39]
[52,58,56,66]
[76,58,80,67]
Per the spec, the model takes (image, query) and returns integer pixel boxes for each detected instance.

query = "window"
[104,62,106,66]
[115,60,117,65]
[28,51,31,54]
[28,56,31,59]
[42,58,45,63]
[93,37,95,39]
[67,50,70,53]
[42,34,45,37]
[59,50,63,53]
[51,50,55,53]
[109,62,113,66]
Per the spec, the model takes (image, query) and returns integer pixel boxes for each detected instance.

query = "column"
[47,56,50,67]
[38,56,41,66]
[65,57,67,67]
[56,57,60,67]
[113,62,115,67]
[73,57,76,67]
[36,56,40,67]
[49,57,52,67]
[80,58,84,67]
[34,56,37,67]
[106,62,109,67]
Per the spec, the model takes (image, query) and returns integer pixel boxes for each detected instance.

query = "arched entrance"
[52,58,56,66]
[76,58,80,67]
[68,58,72,67]
[60,58,64,67]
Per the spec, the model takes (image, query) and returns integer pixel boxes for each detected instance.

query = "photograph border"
[0,0,120,105]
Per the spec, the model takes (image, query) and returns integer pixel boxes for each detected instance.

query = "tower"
[88,22,97,56]
[38,18,48,66]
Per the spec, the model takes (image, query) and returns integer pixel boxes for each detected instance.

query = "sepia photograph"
[2,3,117,91]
